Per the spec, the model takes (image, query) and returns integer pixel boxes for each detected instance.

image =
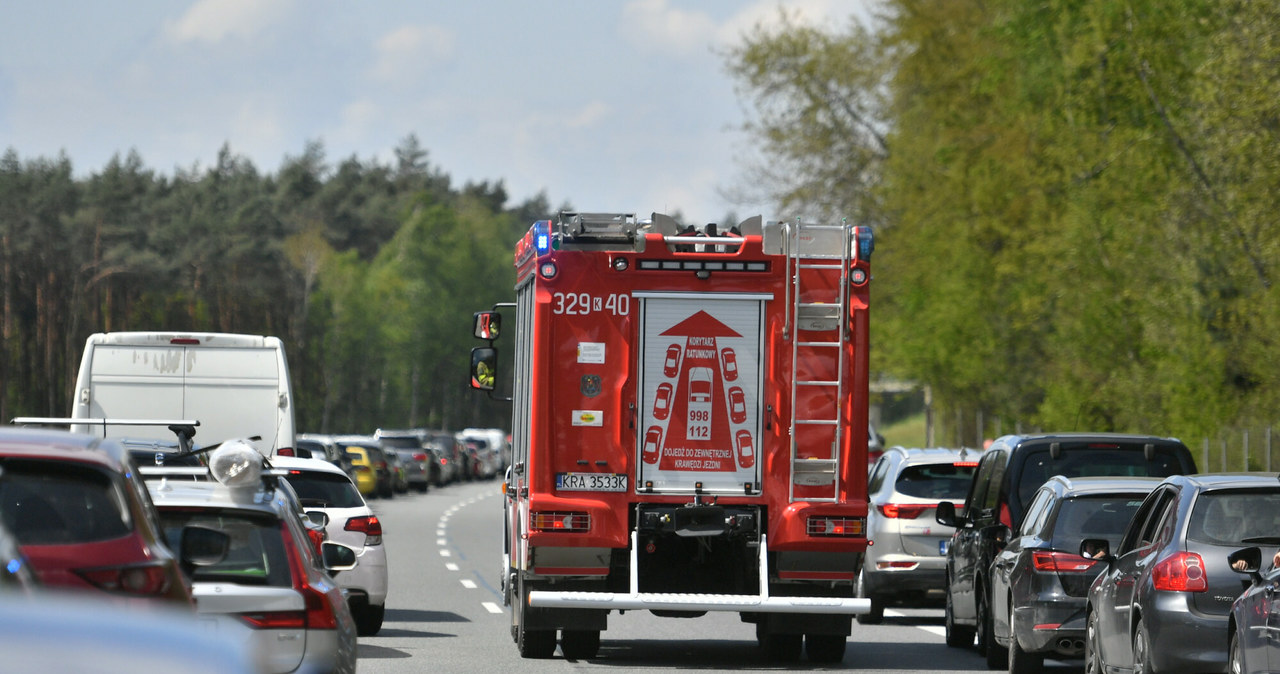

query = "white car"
[273,455,390,636]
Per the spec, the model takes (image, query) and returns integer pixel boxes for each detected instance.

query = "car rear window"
[377,437,420,449]
[1047,495,1147,550]
[893,463,977,500]
[283,471,365,509]
[0,459,133,545]
[1015,447,1188,515]
[159,509,291,587]
[1188,490,1280,546]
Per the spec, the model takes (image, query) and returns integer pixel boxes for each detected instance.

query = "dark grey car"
[1086,474,1280,674]
[989,475,1159,673]
[1227,537,1280,674]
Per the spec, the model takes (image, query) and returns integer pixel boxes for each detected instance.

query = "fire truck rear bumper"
[528,590,870,615]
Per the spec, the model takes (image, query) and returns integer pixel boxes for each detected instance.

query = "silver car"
[146,442,359,674]
[857,446,983,623]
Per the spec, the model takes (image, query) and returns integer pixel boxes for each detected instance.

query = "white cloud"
[565,101,611,129]
[621,0,719,55]
[372,24,455,83]
[164,0,296,45]
[720,0,870,47]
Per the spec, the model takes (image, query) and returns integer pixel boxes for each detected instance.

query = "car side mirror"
[322,541,358,573]
[1229,546,1263,580]
[305,510,329,528]
[936,501,958,528]
[1079,538,1113,562]
[180,525,230,568]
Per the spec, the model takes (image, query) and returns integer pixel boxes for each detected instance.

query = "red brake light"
[169,338,200,345]
[1030,550,1098,573]
[239,611,306,629]
[345,515,383,545]
[413,453,427,462]
[1152,552,1207,592]
[76,563,173,597]
[276,447,295,457]
[953,461,980,467]
[879,503,933,519]
[281,523,338,630]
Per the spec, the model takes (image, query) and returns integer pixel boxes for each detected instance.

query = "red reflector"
[240,611,306,629]
[1152,552,1207,592]
[879,503,933,519]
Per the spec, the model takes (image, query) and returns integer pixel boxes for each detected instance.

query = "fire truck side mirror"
[473,311,501,341]
[470,347,498,391]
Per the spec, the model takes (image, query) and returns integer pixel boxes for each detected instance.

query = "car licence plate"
[556,473,627,492]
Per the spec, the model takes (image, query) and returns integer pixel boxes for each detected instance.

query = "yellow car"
[343,446,379,497]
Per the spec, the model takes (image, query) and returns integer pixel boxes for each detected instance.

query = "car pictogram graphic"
[735,429,754,469]
[728,386,746,424]
[642,426,663,464]
[720,348,739,382]
[653,383,674,420]
[663,345,682,378]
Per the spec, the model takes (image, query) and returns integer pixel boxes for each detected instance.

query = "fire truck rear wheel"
[560,629,601,659]
[513,576,556,658]
[805,634,846,663]
[757,624,802,663]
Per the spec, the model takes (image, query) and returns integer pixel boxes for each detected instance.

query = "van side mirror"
[473,312,501,340]
[936,501,959,528]
[470,347,498,391]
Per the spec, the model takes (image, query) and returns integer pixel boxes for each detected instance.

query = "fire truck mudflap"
[470,212,874,663]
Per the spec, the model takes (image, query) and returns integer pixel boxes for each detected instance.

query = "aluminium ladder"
[783,222,853,503]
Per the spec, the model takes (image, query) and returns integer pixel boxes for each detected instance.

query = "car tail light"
[875,561,920,570]
[413,453,428,462]
[76,562,172,597]
[1152,551,1208,592]
[532,511,590,532]
[305,525,326,557]
[1031,550,1098,573]
[807,516,865,537]
[345,515,383,545]
[281,524,338,630]
[239,611,306,629]
[878,503,933,519]
[276,447,295,457]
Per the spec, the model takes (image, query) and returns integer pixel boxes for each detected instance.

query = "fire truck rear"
[469,212,874,662]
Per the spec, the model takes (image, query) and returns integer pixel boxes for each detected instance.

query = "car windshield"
[159,509,291,587]
[1047,495,1147,550]
[0,459,132,545]
[1188,490,1280,546]
[282,471,365,509]
[1015,447,1187,514]
[893,463,976,500]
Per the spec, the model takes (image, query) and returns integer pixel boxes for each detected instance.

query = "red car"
[0,427,200,606]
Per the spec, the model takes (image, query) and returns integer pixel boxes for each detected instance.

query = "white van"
[70,332,296,456]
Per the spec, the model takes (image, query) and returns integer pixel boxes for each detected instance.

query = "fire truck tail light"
[807,517,865,537]
[532,511,590,532]
[539,261,558,279]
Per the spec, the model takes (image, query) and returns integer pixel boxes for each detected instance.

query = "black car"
[1086,473,1280,674]
[935,433,1196,667]
[1227,537,1280,674]
[989,475,1160,673]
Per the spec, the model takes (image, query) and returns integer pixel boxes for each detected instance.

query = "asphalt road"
[353,480,1083,673]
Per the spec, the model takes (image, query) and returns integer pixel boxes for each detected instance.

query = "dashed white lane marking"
[446,563,459,571]
[483,602,503,614]
[436,529,446,537]
[461,579,477,589]
[439,549,452,557]
[437,538,448,546]
[885,609,945,637]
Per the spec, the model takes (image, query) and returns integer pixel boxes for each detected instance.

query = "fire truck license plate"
[556,473,627,492]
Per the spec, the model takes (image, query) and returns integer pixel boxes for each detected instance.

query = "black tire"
[1008,632,1043,674]
[1085,609,1103,674]
[980,589,1007,669]
[1229,629,1243,674]
[1133,620,1153,674]
[945,585,976,648]
[758,623,802,663]
[514,576,556,659]
[805,634,847,664]
[855,568,884,625]
[560,629,601,660]
[352,602,384,636]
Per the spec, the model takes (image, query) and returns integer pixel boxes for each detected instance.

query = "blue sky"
[0,0,870,223]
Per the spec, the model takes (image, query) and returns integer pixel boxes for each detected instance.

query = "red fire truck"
[469,212,874,662]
